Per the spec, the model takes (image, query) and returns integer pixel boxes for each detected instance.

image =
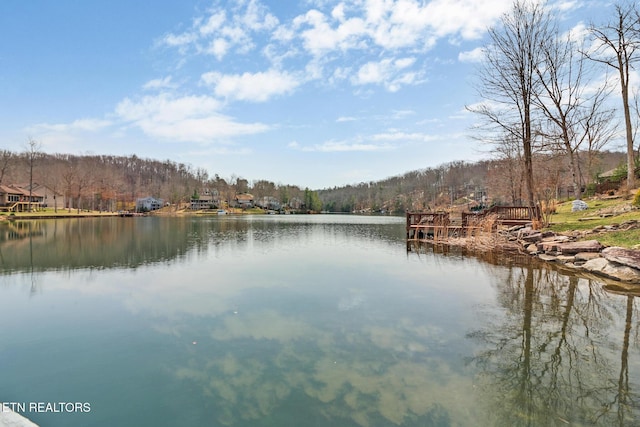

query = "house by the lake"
[233,193,254,209]
[190,188,220,210]
[0,184,45,212]
[136,196,164,212]
[29,183,65,210]
[256,196,281,211]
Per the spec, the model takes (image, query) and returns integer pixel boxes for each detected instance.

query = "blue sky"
[0,0,620,189]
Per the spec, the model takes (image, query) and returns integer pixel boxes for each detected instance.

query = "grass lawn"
[3,208,118,218]
[546,197,640,248]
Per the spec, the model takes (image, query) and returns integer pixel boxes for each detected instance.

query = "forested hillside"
[0,150,316,211]
[318,151,626,213]
[0,147,627,214]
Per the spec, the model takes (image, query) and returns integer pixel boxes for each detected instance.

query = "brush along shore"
[426,197,640,285]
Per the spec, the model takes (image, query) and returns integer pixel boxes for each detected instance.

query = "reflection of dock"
[406,206,541,242]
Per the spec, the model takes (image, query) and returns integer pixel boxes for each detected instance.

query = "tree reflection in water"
[468,262,640,426]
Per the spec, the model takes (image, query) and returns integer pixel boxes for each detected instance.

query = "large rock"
[557,240,604,255]
[583,258,640,284]
[521,232,543,243]
[537,236,572,252]
[572,200,588,212]
[575,252,601,262]
[602,247,640,270]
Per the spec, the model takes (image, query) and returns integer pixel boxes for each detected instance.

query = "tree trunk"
[620,69,635,191]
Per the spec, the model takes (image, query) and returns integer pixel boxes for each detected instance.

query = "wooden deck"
[0,201,43,212]
[406,206,541,241]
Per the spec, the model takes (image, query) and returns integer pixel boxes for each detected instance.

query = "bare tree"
[0,150,13,186]
[535,28,615,200]
[61,158,77,213]
[585,2,640,190]
[583,92,618,184]
[468,1,552,213]
[24,138,42,212]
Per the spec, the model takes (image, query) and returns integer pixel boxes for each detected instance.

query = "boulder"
[526,244,538,254]
[557,240,604,255]
[556,255,576,263]
[538,236,572,252]
[583,258,640,284]
[572,200,589,212]
[602,247,640,270]
[521,232,543,243]
[575,252,601,262]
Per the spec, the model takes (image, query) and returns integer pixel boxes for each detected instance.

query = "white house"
[136,196,163,212]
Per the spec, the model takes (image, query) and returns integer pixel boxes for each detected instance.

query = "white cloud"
[372,131,440,142]
[288,134,400,152]
[355,60,387,85]
[551,0,580,13]
[205,38,230,59]
[160,0,278,60]
[458,47,484,63]
[423,0,507,40]
[201,69,301,102]
[300,140,395,152]
[199,11,226,36]
[143,76,176,90]
[294,9,367,55]
[159,0,510,93]
[29,118,112,133]
[564,22,588,42]
[352,57,419,91]
[161,32,197,47]
[115,93,269,142]
[240,0,279,31]
[24,119,115,154]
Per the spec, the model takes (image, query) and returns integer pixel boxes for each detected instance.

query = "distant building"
[0,184,45,212]
[190,188,220,210]
[136,196,164,212]
[256,196,281,210]
[287,197,304,210]
[27,183,65,210]
[233,193,254,209]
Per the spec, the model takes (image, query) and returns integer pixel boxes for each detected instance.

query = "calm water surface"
[0,215,639,426]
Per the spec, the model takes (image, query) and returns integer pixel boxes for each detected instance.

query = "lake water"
[0,215,639,426]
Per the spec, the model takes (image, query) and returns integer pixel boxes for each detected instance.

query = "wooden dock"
[406,206,541,242]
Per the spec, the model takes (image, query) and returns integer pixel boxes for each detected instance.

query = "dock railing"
[407,205,540,241]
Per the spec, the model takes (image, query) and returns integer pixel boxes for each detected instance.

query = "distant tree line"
[318,151,626,213]
[0,149,320,212]
[0,144,628,215]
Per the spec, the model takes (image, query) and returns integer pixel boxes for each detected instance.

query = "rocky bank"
[501,219,640,284]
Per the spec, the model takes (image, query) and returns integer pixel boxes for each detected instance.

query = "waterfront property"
[190,188,220,210]
[233,193,254,209]
[135,196,164,212]
[0,184,45,212]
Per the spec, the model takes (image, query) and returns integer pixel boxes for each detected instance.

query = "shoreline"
[0,209,252,221]
[409,221,640,286]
